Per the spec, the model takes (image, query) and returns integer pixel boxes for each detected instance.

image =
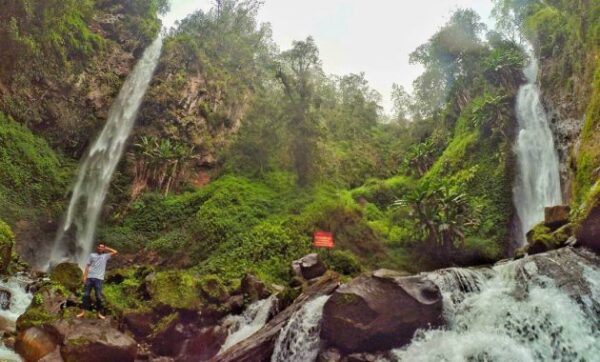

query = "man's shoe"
[97,313,106,320]
[76,311,85,318]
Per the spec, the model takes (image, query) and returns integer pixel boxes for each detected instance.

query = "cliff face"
[0,0,164,263]
[529,0,599,205]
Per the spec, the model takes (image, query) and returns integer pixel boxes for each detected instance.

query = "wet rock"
[344,352,380,362]
[149,313,192,356]
[49,262,83,293]
[214,272,340,362]
[176,325,227,362]
[0,288,11,310]
[292,253,327,280]
[321,269,444,353]
[123,311,156,340]
[545,205,570,230]
[576,203,600,253]
[225,294,245,315]
[318,347,342,362]
[0,315,15,333]
[38,346,63,362]
[52,318,137,362]
[241,274,269,302]
[15,326,60,362]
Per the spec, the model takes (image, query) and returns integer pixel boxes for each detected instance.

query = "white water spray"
[391,249,600,361]
[0,275,33,361]
[271,295,329,362]
[49,37,163,267]
[219,296,276,354]
[513,45,562,242]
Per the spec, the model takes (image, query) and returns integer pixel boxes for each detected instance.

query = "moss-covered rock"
[146,270,202,309]
[49,262,83,293]
[524,223,572,255]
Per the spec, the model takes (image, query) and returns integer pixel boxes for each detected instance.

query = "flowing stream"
[49,37,163,268]
[391,248,600,361]
[271,295,329,362]
[513,45,562,242]
[0,275,33,361]
[219,296,276,354]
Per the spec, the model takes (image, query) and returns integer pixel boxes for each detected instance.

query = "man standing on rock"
[76,243,118,319]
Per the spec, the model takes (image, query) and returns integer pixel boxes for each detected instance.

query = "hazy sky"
[161,0,495,113]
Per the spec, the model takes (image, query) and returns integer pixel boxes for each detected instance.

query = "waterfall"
[271,295,329,362]
[48,37,163,267]
[391,249,600,361]
[513,45,562,242]
[0,275,33,361]
[219,296,276,354]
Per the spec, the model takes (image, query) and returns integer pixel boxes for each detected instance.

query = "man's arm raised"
[105,246,118,256]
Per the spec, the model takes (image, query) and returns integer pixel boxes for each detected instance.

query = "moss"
[49,263,82,293]
[147,270,201,309]
[0,112,73,222]
[0,219,15,274]
[16,307,58,331]
[197,274,229,302]
[152,312,178,336]
[524,222,571,254]
[574,67,600,205]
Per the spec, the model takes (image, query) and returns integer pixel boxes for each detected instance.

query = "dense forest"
[0,0,599,361]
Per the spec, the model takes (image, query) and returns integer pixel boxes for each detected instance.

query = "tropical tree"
[275,36,324,186]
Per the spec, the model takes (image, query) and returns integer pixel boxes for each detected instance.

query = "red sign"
[313,231,334,249]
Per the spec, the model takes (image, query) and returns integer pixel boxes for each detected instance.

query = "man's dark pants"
[82,278,104,313]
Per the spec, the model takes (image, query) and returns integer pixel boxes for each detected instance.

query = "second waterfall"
[513,45,562,243]
[48,37,163,268]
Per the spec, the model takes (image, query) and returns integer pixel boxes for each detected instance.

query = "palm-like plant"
[131,136,198,197]
[394,180,479,248]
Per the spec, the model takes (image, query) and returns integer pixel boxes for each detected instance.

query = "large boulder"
[292,253,327,280]
[576,203,600,253]
[321,269,443,353]
[15,326,61,362]
[52,319,137,362]
[544,205,570,230]
[49,263,83,293]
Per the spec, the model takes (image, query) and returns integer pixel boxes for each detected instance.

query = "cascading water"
[391,248,600,361]
[271,295,329,362]
[219,296,276,354]
[0,275,34,361]
[513,44,562,242]
[48,37,163,267]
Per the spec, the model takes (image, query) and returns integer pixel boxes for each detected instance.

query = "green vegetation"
[1,0,598,309]
[0,112,72,223]
[0,219,15,274]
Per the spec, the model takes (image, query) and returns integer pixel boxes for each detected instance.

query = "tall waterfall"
[271,295,329,362]
[49,37,163,267]
[391,248,600,361]
[513,45,562,242]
